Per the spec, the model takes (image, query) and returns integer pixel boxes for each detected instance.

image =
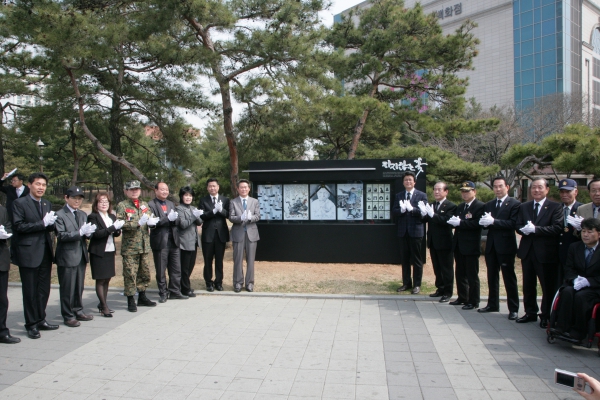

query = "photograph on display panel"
[309,184,336,220]
[337,183,363,220]
[284,184,309,220]
[365,183,390,220]
[257,184,283,220]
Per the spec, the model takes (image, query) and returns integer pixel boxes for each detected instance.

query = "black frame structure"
[247,159,427,264]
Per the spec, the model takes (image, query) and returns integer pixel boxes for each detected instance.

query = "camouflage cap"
[124,180,141,190]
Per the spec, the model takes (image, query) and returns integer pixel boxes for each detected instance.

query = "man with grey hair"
[515,178,563,328]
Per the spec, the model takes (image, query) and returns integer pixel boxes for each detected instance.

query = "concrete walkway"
[0,286,598,399]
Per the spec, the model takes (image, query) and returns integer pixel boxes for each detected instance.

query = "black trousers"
[430,248,454,296]
[399,235,423,288]
[556,286,600,339]
[521,252,558,318]
[454,250,480,305]
[485,251,519,312]
[18,245,52,330]
[57,258,86,321]
[0,270,9,337]
[180,248,197,294]
[152,246,182,296]
[202,240,225,285]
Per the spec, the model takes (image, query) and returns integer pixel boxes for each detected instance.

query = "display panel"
[257,184,283,220]
[337,183,363,220]
[366,183,391,220]
[283,184,309,220]
[309,184,336,220]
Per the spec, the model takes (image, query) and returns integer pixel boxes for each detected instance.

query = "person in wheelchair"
[555,218,600,341]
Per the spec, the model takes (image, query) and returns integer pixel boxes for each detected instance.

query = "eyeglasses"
[98,201,110,204]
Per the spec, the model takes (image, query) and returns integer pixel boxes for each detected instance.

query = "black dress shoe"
[508,312,518,320]
[158,295,167,303]
[169,293,189,300]
[411,286,421,294]
[38,321,59,330]
[515,314,537,323]
[0,334,21,344]
[64,319,81,328]
[477,306,499,313]
[234,284,242,293]
[186,291,197,298]
[246,283,254,292]
[429,291,442,298]
[214,284,223,291]
[76,313,94,321]
[462,304,478,310]
[439,295,450,303]
[27,328,40,339]
[396,285,412,292]
[206,283,214,292]
[539,317,548,329]
[449,299,466,306]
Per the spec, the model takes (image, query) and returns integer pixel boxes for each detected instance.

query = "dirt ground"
[7,203,526,296]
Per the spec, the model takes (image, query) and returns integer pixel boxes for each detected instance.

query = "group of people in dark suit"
[393,173,600,339]
[0,173,261,344]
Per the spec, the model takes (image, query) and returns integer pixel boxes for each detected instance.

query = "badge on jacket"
[465,212,472,219]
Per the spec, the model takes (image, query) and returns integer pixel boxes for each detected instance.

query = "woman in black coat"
[87,193,124,317]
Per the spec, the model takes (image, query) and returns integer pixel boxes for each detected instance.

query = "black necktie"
[496,199,501,208]
[435,202,439,212]
[212,197,216,205]
[38,200,43,217]
[73,210,80,228]
[534,202,540,218]
[586,247,595,267]
[406,192,411,201]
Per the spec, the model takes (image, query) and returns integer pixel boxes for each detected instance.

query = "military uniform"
[115,197,152,297]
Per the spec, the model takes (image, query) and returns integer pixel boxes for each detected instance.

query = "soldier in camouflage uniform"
[115,180,157,312]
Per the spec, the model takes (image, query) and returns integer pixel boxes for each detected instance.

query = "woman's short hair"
[92,192,113,214]
[179,186,195,203]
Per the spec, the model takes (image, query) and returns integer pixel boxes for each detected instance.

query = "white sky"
[185,0,366,130]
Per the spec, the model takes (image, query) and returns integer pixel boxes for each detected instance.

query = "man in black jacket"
[148,182,186,303]
[0,205,18,344]
[556,179,582,286]
[478,177,521,320]
[12,172,59,339]
[199,179,230,292]
[0,171,29,218]
[448,181,485,310]
[515,178,563,328]
[420,182,456,303]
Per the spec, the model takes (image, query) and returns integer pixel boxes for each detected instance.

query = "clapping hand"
[167,209,178,222]
[138,214,149,226]
[79,222,97,237]
[520,221,536,235]
[0,225,12,240]
[404,200,414,212]
[417,201,428,216]
[447,215,461,227]
[246,210,252,222]
[43,211,57,227]
[192,208,203,218]
[213,200,223,214]
[479,212,494,227]
[425,203,434,218]
[113,220,125,230]
[574,276,591,291]
[567,215,584,231]
[240,210,247,222]
[399,200,407,213]
[147,216,160,227]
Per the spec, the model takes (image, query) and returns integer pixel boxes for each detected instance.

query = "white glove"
[147,216,160,227]
[246,210,252,221]
[79,222,90,237]
[574,276,591,291]
[86,223,97,237]
[447,216,461,227]
[0,225,12,240]
[213,200,223,214]
[479,212,494,227]
[404,200,414,212]
[567,215,583,231]
[417,201,427,216]
[519,221,535,235]
[192,208,203,218]
[113,220,125,230]
[240,210,247,222]
[399,200,407,213]
[425,204,434,218]
[168,209,178,222]
[138,214,149,226]
[43,211,57,227]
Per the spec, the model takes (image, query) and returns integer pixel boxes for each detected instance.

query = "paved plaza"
[0,286,598,399]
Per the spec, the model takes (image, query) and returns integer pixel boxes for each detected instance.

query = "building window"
[594,81,600,105]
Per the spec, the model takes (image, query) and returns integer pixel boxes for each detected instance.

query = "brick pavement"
[0,286,598,399]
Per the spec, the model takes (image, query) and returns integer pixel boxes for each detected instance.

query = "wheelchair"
[546,289,600,356]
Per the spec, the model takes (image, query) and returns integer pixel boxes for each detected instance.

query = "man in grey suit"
[0,205,19,344]
[148,182,187,303]
[55,187,97,327]
[575,179,600,221]
[229,179,260,293]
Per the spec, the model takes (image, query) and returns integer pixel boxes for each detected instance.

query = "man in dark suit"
[555,218,600,341]
[228,179,260,293]
[54,186,96,327]
[478,177,520,320]
[557,179,582,286]
[515,177,563,328]
[447,181,485,310]
[199,178,230,292]
[12,172,59,339]
[420,182,456,303]
[0,204,19,344]
[575,179,600,221]
[148,182,187,303]
[0,171,29,218]
[392,171,428,294]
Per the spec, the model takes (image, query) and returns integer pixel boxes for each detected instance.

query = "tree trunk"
[347,84,378,160]
[220,80,239,197]
[70,122,79,186]
[109,92,125,202]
